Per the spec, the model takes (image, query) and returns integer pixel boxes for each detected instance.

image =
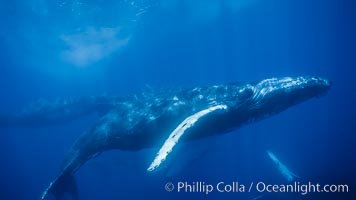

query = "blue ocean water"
[0,0,355,200]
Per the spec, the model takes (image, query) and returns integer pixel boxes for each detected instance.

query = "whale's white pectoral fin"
[147,105,228,172]
[267,150,300,182]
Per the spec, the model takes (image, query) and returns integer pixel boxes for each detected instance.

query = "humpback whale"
[0,96,121,127]
[3,76,329,200]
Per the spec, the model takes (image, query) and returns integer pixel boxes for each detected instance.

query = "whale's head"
[234,76,331,118]
[184,76,332,135]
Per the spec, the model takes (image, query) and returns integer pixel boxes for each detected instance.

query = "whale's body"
[4,76,330,200]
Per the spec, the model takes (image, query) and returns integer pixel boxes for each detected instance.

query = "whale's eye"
[238,87,254,99]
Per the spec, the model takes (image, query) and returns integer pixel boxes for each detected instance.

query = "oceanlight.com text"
[255,181,349,195]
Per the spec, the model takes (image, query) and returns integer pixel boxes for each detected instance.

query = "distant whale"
[0,96,121,127]
[7,76,330,200]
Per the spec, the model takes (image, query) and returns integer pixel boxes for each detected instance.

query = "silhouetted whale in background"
[1,76,331,199]
[0,96,121,127]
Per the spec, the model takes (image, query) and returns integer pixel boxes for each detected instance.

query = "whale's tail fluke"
[41,128,97,200]
[41,173,78,200]
[41,147,84,200]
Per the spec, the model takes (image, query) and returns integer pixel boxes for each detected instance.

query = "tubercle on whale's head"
[246,76,331,111]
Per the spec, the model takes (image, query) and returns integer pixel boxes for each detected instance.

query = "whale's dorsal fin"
[147,104,228,172]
